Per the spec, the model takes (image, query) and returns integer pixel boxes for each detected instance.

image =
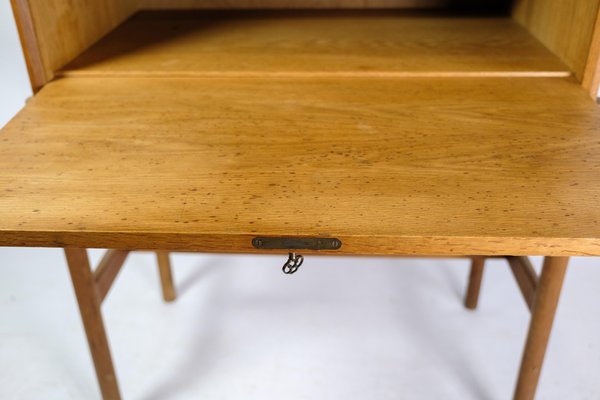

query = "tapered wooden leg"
[156,251,176,302]
[464,256,485,309]
[64,248,121,400]
[514,256,568,400]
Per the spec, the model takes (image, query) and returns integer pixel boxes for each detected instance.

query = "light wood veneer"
[59,11,570,78]
[1,77,599,255]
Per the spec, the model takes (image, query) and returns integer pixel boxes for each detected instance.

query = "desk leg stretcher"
[64,250,568,400]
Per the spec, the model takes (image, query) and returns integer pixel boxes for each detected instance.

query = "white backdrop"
[0,2,31,126]
[1,5,600,399]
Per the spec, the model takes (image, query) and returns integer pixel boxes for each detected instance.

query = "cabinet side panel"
[10,0,47,92]
[513,0,600,83]
[23,0,139,84]
[582,6,600,99]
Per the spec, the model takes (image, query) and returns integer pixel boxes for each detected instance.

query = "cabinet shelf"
[60,10,570,78]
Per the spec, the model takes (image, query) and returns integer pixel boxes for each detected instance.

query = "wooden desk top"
[60,11,570,78]
[1,76,599,256]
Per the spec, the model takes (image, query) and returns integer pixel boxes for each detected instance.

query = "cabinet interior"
[58,10,569,79]
[11,0,600,96]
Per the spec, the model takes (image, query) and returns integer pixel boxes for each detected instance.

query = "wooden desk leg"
[65,248,121,400]
[156,251,176,302]
[514,256,568,400]
[464,256,485,309]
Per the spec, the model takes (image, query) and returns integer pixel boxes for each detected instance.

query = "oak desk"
[4,4,600,399]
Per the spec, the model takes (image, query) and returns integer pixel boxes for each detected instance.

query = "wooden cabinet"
[3,1,600,399]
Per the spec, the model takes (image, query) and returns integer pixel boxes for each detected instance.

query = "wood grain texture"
[512,0,600,82]
[2,77,600,256]
[59,11,570,78]
[21,0,138,82]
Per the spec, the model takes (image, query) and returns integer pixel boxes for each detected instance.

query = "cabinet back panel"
[140,0,509,10]
[513,0,600,84]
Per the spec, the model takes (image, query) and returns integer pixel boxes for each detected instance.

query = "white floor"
[1,3,600,399]
[1,251,599,400]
